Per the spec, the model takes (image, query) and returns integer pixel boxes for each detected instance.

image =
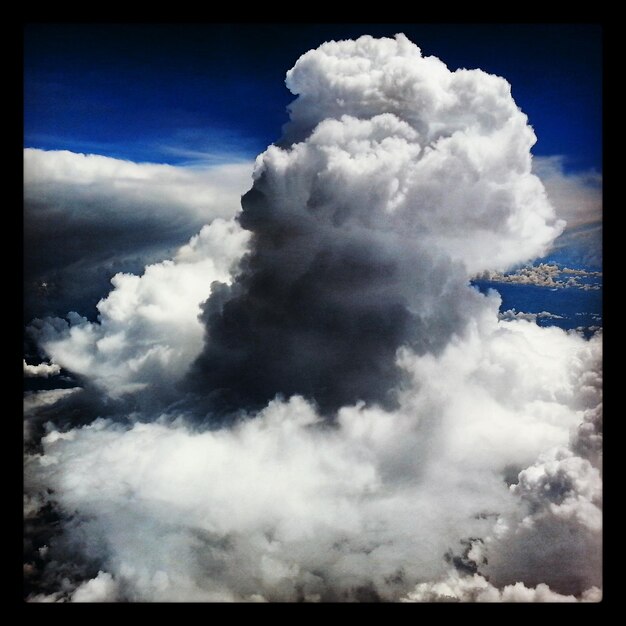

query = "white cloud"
[24,148,253,223]
[26,304,602,601]
[279,34,563,274]
[23,360,61,378]
[401,570,601,602]
[71,571,119,603]
[29,218,250,405]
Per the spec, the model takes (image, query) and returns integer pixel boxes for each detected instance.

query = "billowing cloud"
[25,304,601,601]
[28,218,250,412]
[23,360,61,378]
[185,33,563,417]
[481,352,603,595]
[24,148,253,321]
[29,571,119,603]
[481,447,601,594]
[24,34,601,602]
[70,571,119,603]
[401,570,601,602]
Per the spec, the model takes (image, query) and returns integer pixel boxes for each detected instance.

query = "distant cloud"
[533,156,601,229]
[477,263,601,290]
[401,570,601,602]
[24,148,252,221]
[24,148,253,321]
[498,309,564,322]
[23,388,82,444]
[531,156,602,269]
[548,222,602,269]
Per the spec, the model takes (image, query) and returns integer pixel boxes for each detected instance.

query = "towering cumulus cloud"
[186,34,563,416]
[24,35,601,602]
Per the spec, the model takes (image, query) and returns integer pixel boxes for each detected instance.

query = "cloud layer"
[531,156,602,269]
[24,148,252,321]
[24,34,601,602]
[477,262,601,290]
[25,302,602,601]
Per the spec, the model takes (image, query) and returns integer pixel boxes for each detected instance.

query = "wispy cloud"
[156,145,254,166]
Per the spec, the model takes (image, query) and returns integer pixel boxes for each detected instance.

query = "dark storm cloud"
[185,179,481,417]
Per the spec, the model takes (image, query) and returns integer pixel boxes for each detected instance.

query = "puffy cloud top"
[280,34,563,272]
[30,219,250,405]
[186,33,564,417]
[23,360,61,378]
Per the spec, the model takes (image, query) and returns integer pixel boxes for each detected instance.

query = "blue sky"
[24,24,602,172]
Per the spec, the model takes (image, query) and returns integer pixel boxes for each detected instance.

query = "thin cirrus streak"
[24,34,601,602]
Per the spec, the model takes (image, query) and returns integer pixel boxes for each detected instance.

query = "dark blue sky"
[24,23,602,172]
